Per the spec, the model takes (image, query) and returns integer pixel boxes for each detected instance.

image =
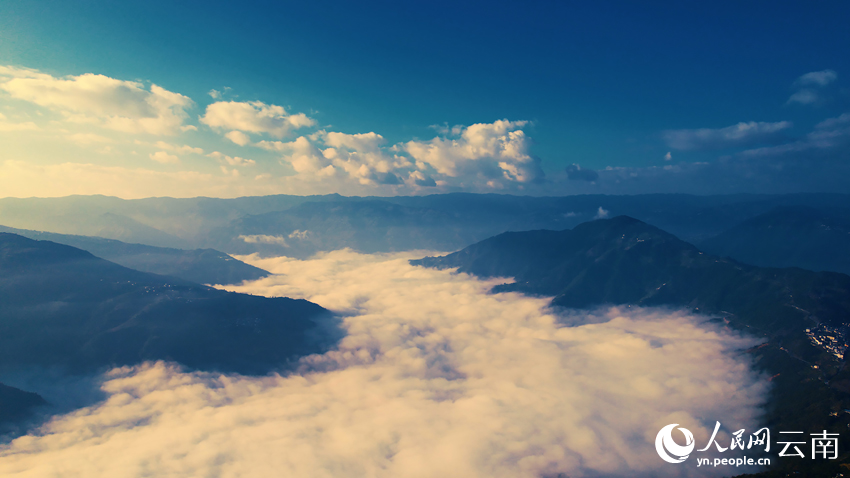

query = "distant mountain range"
[0,225,269,285]
[413,216,850,475]
[699,205,850,276]
[2,193,849,258]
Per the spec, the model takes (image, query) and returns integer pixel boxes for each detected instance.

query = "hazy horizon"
[2,3,849,477]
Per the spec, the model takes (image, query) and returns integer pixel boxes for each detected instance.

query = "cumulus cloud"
[663,121,792,151]
[200,101,316,138]
[0,251,769,478]
[0,66,193,135]
[257,120,543,192]
[225,130,251,146]
[404,119,544,185]
[149,151,180,164]
[565,163,599,182]
[260,132,408,187]
[664,152,672,161]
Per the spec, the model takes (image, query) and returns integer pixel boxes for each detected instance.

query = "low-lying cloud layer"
[0,251,768,477]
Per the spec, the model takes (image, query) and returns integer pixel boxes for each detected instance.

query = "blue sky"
[0,0,848,197]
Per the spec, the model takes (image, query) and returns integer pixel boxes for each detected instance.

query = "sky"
[0,251,767,477]
[0,1,848,198]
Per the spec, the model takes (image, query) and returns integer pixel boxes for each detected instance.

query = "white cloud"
[256,120,544,193]
[220,165,240,177]
[816,112,850,130]
[288,229,310,240]
[238,234,288,246]
[594,206,610,219]
[0,160,279,199]
[208,151,256,167]
[663,121,792,151]
[404,119,543,184]
[795,69,837,86]
[740,111,850,158]
[225,130,251,146]
[200,101,316,138]
[67,133,113,145]
[0,112,39,132]
[149,151,179,164]
[153,141,203,155]
[0,121,39,132]
[0,66,193,135]
[786,70,837,106]
[786,89,819,105]
[664,152,672,161]
[0,251,768,477]
[208,89,222,99]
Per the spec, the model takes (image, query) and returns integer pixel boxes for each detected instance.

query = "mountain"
[212,199,493,257]
[0,194,343,247]
[413,217,850,456]
[0,225,269,285]
[0,382,46,433]
[3,193,850,255]
[699,205,850,276]
[0,233,336,376]
[412,216,850,332]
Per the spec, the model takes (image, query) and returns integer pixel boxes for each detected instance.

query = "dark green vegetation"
[1,193,848,258]
[700,205,850,276]
[0,225,269,285]
[413,216,850,476]
[0,233,332,375]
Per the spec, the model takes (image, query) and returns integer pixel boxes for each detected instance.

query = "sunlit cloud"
[0,66,193,135]
[0,160,279,199]
[200,100,316,138]
[404,119,543,184]
[149,151,179,164]
[0,251,769,478]
[209,151,256,167]
[0,112,38,132]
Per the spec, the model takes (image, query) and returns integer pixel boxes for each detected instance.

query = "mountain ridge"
[0,232,336,375]
[0,225,269,285]
[699,205,850,276]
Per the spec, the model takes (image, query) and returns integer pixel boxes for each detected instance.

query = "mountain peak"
[0,232,96,271]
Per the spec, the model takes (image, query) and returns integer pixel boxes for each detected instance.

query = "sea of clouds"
[0,250,769,477]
